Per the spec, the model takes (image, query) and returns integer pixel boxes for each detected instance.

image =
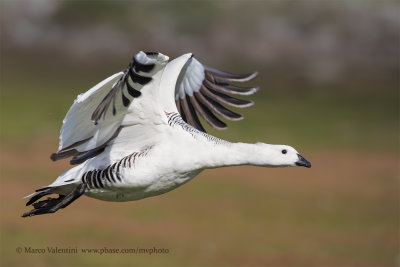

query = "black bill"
[295,153,311,168]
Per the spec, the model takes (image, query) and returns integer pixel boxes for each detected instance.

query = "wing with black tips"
[51,51,169,164]
[174,57,258,132]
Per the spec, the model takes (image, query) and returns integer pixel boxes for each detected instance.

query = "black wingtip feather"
[206,79,259,96]
[195,91,243,121]
[205,68,258,82]
[201,85,254,108]
[50,149,80,162]
[181,96,206,132]
[70,147,105,165]
[189,95,227,130]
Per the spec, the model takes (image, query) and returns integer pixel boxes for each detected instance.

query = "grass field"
[0,50,398,266]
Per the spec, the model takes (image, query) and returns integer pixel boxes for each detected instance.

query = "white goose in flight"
[22,51,311,217]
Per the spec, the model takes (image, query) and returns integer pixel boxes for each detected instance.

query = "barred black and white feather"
[81,147,152,190]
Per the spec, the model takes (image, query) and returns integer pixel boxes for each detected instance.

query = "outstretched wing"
[174,57,258,132]
[51,51,169,165]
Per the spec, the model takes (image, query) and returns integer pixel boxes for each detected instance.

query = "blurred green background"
[0,1,398,266]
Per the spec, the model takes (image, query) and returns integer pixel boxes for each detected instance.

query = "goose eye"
[281,149,287,154]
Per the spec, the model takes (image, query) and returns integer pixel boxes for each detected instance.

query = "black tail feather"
[22,184,87,218]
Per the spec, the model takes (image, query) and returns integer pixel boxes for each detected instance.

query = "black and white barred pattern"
[166,112,227,145]
[81,147,151,190]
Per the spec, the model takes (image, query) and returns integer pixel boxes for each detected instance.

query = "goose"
[22,51,311,217]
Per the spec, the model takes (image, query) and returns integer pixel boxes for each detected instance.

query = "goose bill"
[295,153,311,168]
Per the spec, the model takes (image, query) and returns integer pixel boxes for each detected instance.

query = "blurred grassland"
[0,47,398,266]
[0,1,399,266]
[0,146,398,266]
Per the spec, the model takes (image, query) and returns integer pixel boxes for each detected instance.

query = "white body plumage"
[22,51,310,217]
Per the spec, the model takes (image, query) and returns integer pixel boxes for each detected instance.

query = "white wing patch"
[175,57,205,100]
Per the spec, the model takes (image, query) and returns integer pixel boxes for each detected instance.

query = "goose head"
[254,143,311,168]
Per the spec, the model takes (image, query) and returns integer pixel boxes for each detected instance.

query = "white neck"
[167,114,294,171]
[194,141,279,169]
